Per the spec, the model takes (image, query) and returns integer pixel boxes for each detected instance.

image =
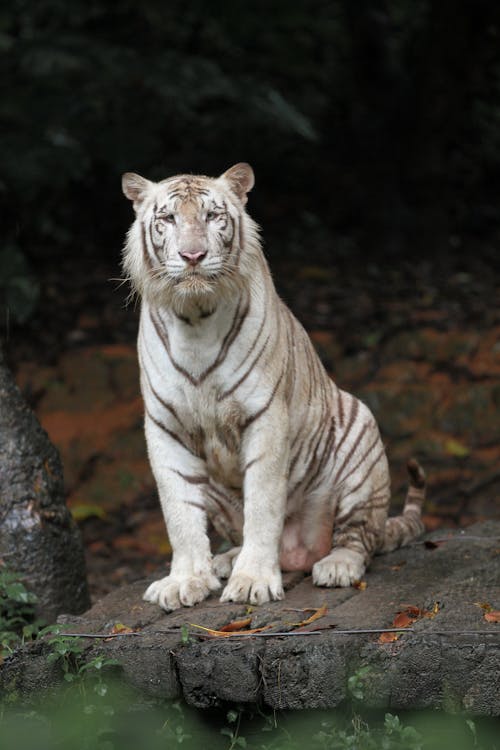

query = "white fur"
[122,165,420,612]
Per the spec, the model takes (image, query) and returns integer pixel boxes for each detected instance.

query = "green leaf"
[70,504,107,522]
[444,439,469,458]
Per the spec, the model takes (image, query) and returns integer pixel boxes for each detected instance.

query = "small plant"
[347,665,373,701]
[221,708,247,749]
[313,712,423,750]
[43,626,120,699]
[383,713,423,749]
[0,565,41,657]
[44,628,86,681]
[157,701,192,745]
[180,624,193,645]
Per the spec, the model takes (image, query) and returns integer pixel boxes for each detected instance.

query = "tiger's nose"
[179,249,207,266]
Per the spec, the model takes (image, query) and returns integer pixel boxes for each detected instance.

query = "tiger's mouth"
[173,270,218,297]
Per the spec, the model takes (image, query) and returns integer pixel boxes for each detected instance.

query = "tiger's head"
[122,163,257,310]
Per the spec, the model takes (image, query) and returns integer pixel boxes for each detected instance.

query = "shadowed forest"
[1,0,499,598]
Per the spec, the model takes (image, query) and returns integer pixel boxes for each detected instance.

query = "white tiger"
[122,163,425,611]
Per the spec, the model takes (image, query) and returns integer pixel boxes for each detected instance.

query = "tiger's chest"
[176,383,244,489]
[141,322,246,489]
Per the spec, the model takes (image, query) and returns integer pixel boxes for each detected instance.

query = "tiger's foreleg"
[220,406,288,605]
[142,417,220,611]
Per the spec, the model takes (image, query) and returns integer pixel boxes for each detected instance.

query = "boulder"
[0,347,89,620]
[1,521,499,715]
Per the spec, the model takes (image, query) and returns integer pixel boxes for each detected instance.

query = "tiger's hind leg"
[312,458,426,588]
[312,454,390,588]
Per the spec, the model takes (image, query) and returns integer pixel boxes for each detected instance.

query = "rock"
[1,522,499,715]
[0,347,89,620]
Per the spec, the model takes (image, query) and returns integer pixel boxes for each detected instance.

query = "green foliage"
[43,625,120,704]
[221,708,247,749]
[0,691,498,750]
[180,623,194,645]
[0,565,40,656]
[313,713,423,750]
[347,665,373,702]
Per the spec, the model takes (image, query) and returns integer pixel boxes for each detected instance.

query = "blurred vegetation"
[1,695,499,750]
[1,0,500,321]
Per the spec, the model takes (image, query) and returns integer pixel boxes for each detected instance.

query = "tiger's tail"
[379,458,426,553]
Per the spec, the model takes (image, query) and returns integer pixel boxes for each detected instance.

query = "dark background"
[1,0,499,597]
[1,0,500,332]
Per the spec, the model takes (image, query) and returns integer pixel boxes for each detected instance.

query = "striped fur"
[122,163,425,611]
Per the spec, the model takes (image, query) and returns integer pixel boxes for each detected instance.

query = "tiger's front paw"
[312,548,365,588]
[143,570,220,611]
[220,568,284,605]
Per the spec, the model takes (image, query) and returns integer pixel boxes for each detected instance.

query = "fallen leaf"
[218,617,252,633]
[292,605,328,628]
[484,611,500,623]
[380,602,439,643]
[475,602,493,613]
[389,562,406,571]
[378,631,400,644]
[393,612,416,629]
[353,580,367,590]
[110,622,137,635]
[398,604,421,617]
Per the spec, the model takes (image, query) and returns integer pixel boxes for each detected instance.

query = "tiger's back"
[122,163,425,611]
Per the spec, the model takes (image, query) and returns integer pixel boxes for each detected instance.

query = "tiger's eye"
[164,214,176,223]
[206,211,216,221]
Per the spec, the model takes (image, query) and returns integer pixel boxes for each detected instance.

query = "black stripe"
[337,446,386,503]
[336,433,380,487]
[218,333,270,401]
[150,310,197,385]
[141,222,154,270]
[172,469,209,485]
[332,419,369,486]
[145,408,201,457]
[241,368,285,430]
[304,417,337,493]
[142,364,183,427]
[148,217,163,261]
[331,397,360,480]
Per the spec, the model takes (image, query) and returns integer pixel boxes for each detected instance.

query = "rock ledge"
[2,521,499,715]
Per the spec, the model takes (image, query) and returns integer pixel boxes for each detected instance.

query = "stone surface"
[0,347,89,620]
[1,521,499,715]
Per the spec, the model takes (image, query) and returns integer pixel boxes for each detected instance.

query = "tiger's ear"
[122,172,152,209]
[219,163,255,205]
